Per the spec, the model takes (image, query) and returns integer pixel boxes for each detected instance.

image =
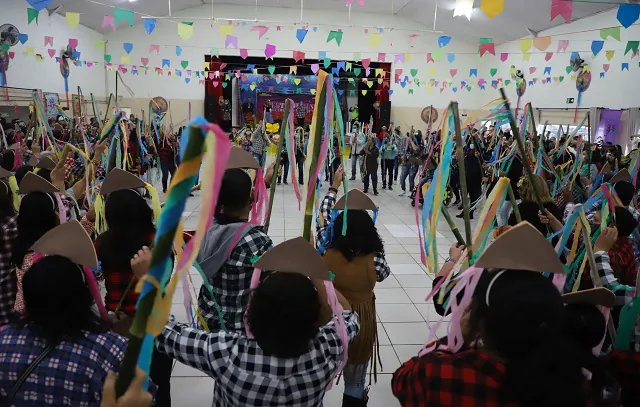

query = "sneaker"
[382,185,387,190]
[363,189,369,194]
[389,185,393,191]
[374,190,379,196]
[349,177,356,181]
[277,181,282,185]
[399,190,406,196]
[284,181,288,185]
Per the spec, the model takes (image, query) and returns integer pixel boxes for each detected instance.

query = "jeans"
[343,363,368,399]
[350,153,359,178]
[393,157,400,181]
[253,153,266,169]
[160,160,176,192]
[364,167,378,192]
[497,198,521,226]
[382,159,395,186]
[297,157,305,184]
[277,160,290,183]
[400,164,419,192]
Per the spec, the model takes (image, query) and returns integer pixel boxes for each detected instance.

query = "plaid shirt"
[392,343,519,407]
[197,227,272,332]
[0,325,126,406]
[604,349,640,406]
[250,128,270,155]
[296,105,307,119]
[0,215,17,326]
[155,311,359,406]
[316,191,391,282]
[590,251,636,307]
[157,141,176,165]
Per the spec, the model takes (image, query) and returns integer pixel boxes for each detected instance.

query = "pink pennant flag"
[311,63,320,74]
[500,53,509,62]
[68,38,78,49]
[264,44,276,59]
[250,25,269,39]
[545,52,554,61]
[141,57,149,66]
[479,43,495,57]
[529,67,537,74]
[8,52,14,60]
[44,36,53,47]
[208,72,215,79]
[149,44,160,54]
[378,52,386,62]
[450,69,457,77]
[365,67,371,76]
[532,78,538,84]
[551,0,573,24]
[603,64,610,72]
[101,15,116,32]
[426,53,434,63]
[394,54,405,64]
[557,40,569,53]
[212,81,219,87]
[292,50,305,63]
[240,49,248,59]
[47,49,55,58]
[361,58,371,69]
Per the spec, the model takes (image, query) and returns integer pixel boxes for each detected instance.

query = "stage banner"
[257,93,315,124]
[597,109,623,144]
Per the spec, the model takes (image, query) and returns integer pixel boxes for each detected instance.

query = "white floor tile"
[389,263,425,275]
[374,288,412,304]
[384,244,408,254]
[403,287,432,304]
[414,303,451,322]
[375,275,400,289]
[377,323,391,345]
[377,345,401,374]
[376,303,424,323]
[393,345,423,365]
[170,377,214,405]
[383,322,429,345]
[394,274,433,288]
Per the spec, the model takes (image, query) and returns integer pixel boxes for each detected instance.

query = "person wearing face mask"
[349,123,366,181]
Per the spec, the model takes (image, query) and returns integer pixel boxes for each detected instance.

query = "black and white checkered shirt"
[155,311,360,406]
[198,227,273,332]
[316,191,391,282]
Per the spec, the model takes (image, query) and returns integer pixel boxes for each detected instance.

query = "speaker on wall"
[204,94,218,123]
[379,101,391,128]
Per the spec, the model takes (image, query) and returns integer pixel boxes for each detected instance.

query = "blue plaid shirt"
[0,325,126,406]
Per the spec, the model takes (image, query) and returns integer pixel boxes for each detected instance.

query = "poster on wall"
[597,109,623,144]
[72,95,82,118]
[44,93,59,119]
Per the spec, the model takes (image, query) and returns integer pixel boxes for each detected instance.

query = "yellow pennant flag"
[523,53,531,61]
[369,33,382,48]
[361,89,368,95]
[520,39,532,53]
[66,12,80,29]
[94,41,105,51]
[220,25,233,39]
[405,53,411,63]
[178,23,194,41]
[427,68,436,76]
[606,50,615,61]
[121,55,131,65]
[289,66,298,74]
[481,0,505,19]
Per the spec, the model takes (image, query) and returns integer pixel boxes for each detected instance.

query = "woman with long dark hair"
[0,172,18,326]
[0,223,126,406]
[94,171,172,407]
[315,171,391,406]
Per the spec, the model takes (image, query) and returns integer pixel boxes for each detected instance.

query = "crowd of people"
[0,100,639,407]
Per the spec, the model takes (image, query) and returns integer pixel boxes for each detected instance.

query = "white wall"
[101,4,481,127]
[491,8,640,110]
[1,0,106,98]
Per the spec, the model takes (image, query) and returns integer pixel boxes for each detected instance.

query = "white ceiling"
[45,0,615,43]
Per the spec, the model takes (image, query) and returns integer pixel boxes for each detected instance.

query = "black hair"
[14,165,33,186]
[615,206,637,237]
[329,210,384,262]
[215,169,252,223]
[98,189,155,274]
[36,168,52,184]
[468,270,591,407]
[248,272,320,358]
[19,255,107,343]
[0,179,15,220]
[1,150,14,171]
[614,181,635,206]
[12,192,58,268]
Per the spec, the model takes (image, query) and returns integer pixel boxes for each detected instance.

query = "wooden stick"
[264,99,291,233]
[507,184,522,223]
[103,94,113,124]
[441,206,466,246]
[451,102,472,263]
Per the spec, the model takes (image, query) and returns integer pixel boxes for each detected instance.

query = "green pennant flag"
[490,68,498,77]
[222,82,228,88]
[432,49,444,62]
[410,69,418,77]
[27,8,39,25]
[599,27,620,41]
[348,78,355,84]
[349,90,355,96]
[505,79,511,86]
[327,30,343,46]
[565,66,573,74]
[346,62,352,71]
[559,76,564,82]
[113,7,134,27]
[296,88,302,94]
[181,60,188,69]
[211,48,219,57]
[104,54,112,63]
[323,57,331,69]
[408,89,414,95]
[1,44,9,52]
[354,68,362,77]
[625,41,639,56]
[268,65,275,75]
[353,52,361,61]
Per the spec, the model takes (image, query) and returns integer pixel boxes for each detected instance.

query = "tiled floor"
[168,170,478,406]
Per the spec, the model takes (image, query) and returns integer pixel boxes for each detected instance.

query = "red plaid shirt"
[95,232,155,315]
[603,349,640,407]
[580,236,637,291]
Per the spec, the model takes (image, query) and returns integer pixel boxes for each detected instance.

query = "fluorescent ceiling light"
[453,0,474,21]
